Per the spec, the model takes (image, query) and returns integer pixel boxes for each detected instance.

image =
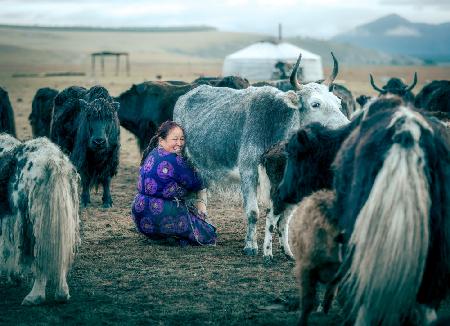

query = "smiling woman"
[131,120,217,246]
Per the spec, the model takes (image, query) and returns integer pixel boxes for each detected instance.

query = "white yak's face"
[297,83,349,129]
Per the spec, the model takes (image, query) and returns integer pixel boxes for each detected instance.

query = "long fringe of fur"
[257,164,271,208]
[70,97,120,188]
[342,110,432,325]
[31,157,80,281]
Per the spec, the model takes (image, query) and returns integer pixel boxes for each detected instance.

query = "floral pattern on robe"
[131,147,216,245]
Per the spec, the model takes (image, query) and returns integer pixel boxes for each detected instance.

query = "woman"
[131,121,217,246]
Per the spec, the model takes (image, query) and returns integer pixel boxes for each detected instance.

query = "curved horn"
[323,52,339,87]
[290,53,303,91]
[370,74,384,93]
[405,72,418,92]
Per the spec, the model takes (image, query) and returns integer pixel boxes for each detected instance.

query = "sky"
[0,0,449,39]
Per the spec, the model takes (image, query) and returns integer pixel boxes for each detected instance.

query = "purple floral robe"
[131,146,217,245]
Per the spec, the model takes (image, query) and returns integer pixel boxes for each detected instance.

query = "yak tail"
[343,108,432,326]
[30,158,80,282]
[257,164,271,208]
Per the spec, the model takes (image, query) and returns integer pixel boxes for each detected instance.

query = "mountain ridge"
[332,14,450,63]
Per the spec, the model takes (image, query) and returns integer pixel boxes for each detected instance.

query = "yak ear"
[296,129,310,152]
[282,91,300,109]
[111,101,120,112]
[335,232,346,244]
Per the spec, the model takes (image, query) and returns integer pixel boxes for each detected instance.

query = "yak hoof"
[243,248,258,256]
[102,202,112,208]
[54,293,70,303]
[263,255,274,266]
[284,253,295,261]
[22,294,45,306]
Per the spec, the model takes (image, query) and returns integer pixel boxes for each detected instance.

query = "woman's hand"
[196,200,207,216]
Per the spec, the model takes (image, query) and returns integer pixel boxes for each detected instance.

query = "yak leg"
[102,177,113,208]
[55,270,70,303]
[263,208,279,262]
[241,169,259,256]
[22,273,47,305]
[81,176,91,207]
[322,279,338,314]
[297,269,317,326]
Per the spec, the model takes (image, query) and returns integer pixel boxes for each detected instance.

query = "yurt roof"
[226,41,320,60]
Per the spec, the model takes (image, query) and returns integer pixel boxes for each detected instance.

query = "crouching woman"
[131,121,217,246]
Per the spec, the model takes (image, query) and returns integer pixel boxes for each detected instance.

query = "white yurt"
[222,41,323,82]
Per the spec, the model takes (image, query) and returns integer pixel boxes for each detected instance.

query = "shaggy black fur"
[50,85,120,207]
[333,97,450,308]
[265,115,362,215]
[115,81,196,152]
[116,78,249,153]
[192,76,250,89]
[415,80,450,120]
[0,87,16,137]
[50,86,87,153]
[0,149,18,219]
[29,87,58,138]
[370,75,417,104]
[355,94,371,108]
[215,76,250,89]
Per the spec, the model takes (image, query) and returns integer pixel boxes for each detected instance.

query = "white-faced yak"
[174,53,348,260]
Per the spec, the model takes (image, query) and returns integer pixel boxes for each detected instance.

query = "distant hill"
[0,24,217,33]
[286,36,421,66]
[332,14,450,64]
[0,24,425,75]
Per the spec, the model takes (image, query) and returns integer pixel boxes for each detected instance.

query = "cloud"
[0,0,448,38]
[379,0,450,9]
[385,26,421,37]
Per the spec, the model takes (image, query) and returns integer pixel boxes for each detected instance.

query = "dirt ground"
[1,65,449,325]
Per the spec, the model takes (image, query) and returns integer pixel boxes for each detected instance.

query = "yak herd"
[0,52,450,326]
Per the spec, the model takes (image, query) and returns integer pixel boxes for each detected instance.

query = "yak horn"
[290,53,303,91]
[323,52,339,87]
[370,74,384,93]
[405,72,418,92]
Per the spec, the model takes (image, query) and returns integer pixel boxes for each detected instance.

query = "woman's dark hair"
[140,120,185,165]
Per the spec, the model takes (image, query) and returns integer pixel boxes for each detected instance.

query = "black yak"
[333,96,450,325]
[116,81,196,152]
[415,80,450,120]
[370,72,417,104]
[29,87,58,137]
[50,85,120,208]
[356,94,371,108]
[116,77,249,153]
[0,87,16,136]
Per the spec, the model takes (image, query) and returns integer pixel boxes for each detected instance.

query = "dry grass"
[0,29,449,325]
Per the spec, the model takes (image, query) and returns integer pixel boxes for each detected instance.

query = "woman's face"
[159,126,185,154]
